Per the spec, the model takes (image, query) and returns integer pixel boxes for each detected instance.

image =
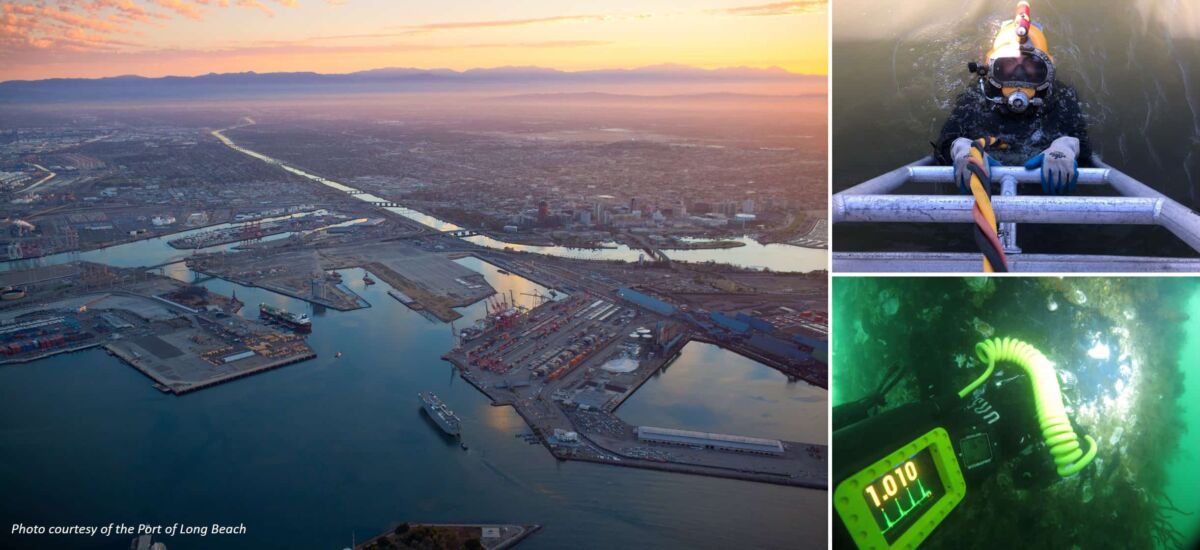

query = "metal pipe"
[833,251,1200,273]
[999,175,1021,253]
[834,195,1163,225]
[905,165,1110,185]
[836,157,934,196]
[1092,156,1200,253]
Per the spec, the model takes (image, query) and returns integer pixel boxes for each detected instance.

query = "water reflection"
[0,255,827,549]
[616,341,827,444]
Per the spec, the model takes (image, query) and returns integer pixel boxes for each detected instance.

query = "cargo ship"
[258,303,312,332]
[419,391,461,436]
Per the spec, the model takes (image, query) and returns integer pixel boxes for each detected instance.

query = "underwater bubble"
[854,320,869,344]
[879,289,900,316]
[1059,369,1078,389]
[1122,308,1135,320]
[1110,426,1124,446]
[1067,288,1088,305]
[1081,481,1094,503]
[1087,341,1111,360]
[1047,294,1059,311]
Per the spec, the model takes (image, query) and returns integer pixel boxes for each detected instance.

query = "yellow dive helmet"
[980,1,1054,113]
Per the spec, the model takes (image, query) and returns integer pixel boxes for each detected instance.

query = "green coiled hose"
[958,336,1098,477]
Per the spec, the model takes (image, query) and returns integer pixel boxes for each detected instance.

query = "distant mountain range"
[488,91,824,103]
[0,65,822,103]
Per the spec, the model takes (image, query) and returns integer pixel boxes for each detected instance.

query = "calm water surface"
[0,258,824,549]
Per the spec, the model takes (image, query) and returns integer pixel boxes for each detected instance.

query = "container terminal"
[0,262,315,394]
[439,252,828,489]
[0,202,827,484]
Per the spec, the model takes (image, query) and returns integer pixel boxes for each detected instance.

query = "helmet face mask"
[987,48,1054,92]
[981,17,1056,114]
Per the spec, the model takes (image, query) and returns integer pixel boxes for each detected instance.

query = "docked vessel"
[419,391,461,436]
[258,303,312,332]
[459,325,484,342]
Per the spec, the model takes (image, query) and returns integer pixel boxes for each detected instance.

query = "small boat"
[335,351,342,358]
[497,269,511,275]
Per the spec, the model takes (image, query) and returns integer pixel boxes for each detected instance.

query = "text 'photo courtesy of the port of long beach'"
[0,1,830,549]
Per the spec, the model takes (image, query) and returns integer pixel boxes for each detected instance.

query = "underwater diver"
[935,1,1090,195]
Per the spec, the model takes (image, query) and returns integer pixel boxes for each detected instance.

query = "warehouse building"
[635,426,785,456]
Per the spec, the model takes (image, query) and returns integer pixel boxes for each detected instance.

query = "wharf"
[443,326,827,489]
[107,340,316,395]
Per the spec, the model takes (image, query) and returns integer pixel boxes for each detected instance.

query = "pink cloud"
[718,1,827,16]
[146,0,201,20]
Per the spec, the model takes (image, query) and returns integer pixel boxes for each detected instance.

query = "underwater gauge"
[833,337,1096,549]
[834,428,967,549]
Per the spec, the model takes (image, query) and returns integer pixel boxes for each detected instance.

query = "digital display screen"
[861,447,946,544]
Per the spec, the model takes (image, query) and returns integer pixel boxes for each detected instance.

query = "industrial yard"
[0,262,315,394]
[441,256,828,488]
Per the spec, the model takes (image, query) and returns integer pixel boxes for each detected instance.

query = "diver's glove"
[951,137,1001,193]
[1025,136,1081,194]
[951,137,974,193]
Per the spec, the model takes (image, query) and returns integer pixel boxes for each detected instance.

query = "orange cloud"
[235,0,273,17]
[90,0,168,23]
[719,1,826,16]
[146,0,200,20]
[398,14,613,32]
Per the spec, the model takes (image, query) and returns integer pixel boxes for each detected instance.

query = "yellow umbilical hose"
[958,336,1098,477]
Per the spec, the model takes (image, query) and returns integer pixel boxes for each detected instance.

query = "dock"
[441,285,828,489]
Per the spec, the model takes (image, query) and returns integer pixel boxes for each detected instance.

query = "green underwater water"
[832,277,1196,549]
[1163,288,1200,549]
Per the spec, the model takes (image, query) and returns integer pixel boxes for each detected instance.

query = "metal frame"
[832,156,1200,272]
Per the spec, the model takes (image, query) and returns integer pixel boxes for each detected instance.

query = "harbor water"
[0,256,825,549]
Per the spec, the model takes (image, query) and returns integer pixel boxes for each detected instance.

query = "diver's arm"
[1059,86,1093,162]
[935,92,981,163]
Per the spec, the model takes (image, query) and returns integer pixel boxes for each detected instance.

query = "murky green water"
[832,277,1197,548]
[1163,288,1200,548]
[833,0,1200,255]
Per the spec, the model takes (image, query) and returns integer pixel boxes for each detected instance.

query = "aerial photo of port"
[0,1,828,548]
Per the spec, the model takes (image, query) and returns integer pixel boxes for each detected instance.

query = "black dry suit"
[934,82,1091,168]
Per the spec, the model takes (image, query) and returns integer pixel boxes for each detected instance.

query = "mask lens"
[993,54,1048,84]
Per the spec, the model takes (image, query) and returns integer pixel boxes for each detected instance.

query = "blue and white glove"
[1025,136,1080,194]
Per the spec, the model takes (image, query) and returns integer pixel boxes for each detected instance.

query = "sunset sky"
[0,0,826,82]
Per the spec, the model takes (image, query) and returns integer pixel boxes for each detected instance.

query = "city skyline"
[0,0,827,82]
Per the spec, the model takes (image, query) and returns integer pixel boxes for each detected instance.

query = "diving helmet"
[974,1,1055,113]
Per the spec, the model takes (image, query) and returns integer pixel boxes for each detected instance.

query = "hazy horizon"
[0,1,828,82]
